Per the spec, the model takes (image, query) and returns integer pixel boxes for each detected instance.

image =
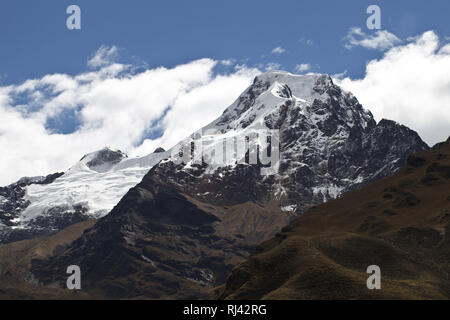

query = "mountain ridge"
[0,71,432,299]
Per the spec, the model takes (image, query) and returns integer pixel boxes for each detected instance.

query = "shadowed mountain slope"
[220,137,450,300]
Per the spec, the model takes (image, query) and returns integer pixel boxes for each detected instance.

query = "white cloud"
[132,68,260,156]
[0,53,260,185]
[294,64,310,73]
[264,62,282,71]
[344,27,401,50]
[337,31,450,146]
[87,46,119,68]
[332,70,348,80]
[220,59,235,66]
[271,46,286,55]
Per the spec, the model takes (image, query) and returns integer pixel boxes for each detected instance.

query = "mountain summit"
[168,71,428,211]
[78,147,127,173]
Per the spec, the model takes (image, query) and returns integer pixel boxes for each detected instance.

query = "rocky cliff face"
[0,172,65,243]
[152,72,428,213]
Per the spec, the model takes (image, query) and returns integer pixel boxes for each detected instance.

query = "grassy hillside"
[220,137,450,300]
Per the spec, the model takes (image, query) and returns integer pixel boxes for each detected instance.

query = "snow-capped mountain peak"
[0,146,170,241]
[206,72,373,134]
[164,71,428,213]
[0,71,429,243]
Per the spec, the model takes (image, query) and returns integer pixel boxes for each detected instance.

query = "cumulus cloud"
[294,64,310,73]
[0,52,260,185]
[271,46,286,55]
[132,69,258,156]
[337,31,450,146]
[344,27,401,50]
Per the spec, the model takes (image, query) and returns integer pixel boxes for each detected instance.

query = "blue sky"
[1,0,449,84]
[0,0,450,185]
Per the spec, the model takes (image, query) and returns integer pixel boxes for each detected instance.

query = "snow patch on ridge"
[281,204,297,212]
[18,149,169,225]
[312,184,344,202]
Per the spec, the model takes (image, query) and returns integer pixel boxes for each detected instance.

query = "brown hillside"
[220,137,450,300]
